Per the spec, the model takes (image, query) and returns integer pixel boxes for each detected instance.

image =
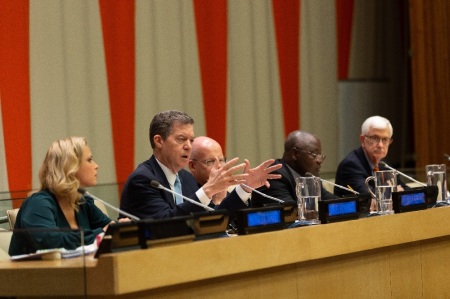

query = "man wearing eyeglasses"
[188,136,229,206]
[252,130,337,207]
[120,110,282,220]
[334,115,406,197]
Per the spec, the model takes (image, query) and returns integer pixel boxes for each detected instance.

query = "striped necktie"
[174,175,183,204]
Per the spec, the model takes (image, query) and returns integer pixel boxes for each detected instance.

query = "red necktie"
[374,166,379,172]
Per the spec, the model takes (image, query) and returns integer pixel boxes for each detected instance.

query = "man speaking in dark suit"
[252,130,337,207]
[334,115,406,197]
[120,110,282,220]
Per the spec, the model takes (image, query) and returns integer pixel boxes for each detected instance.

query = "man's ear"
[188,160,196,172]
[291,149,297,161]
[153,135,163,148]
[359,134,365,145]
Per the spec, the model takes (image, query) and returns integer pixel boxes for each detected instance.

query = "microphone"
[240,183,284,203]
[444,154,450,161]
[77,188,140,221]
[150,180,214,211]
[305,172,359,195]
[378,161,426,187]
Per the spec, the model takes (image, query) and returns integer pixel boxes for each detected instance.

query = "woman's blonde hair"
[38,137,87,210]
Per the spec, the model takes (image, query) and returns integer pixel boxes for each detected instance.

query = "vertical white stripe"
[301,0,339,173]
[135,0,203,165]
[0,93,13,212]
[0,92,9,192]
[228,1,284,163]
[29,0,115,186]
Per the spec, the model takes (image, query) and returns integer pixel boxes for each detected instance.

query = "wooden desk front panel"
[116,238,450,299]
[2,207,450,298]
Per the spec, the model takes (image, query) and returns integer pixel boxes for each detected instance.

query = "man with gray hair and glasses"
[334,115,406,197]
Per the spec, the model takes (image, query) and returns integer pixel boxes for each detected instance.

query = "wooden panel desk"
[2,207,450,298]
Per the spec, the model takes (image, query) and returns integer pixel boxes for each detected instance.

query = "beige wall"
[0,0,409,198]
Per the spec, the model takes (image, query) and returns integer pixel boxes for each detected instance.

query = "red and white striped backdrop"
[1,0,402,206]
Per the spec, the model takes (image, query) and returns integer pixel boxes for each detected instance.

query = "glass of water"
[365,170,397,215]
[295,176,321,224]
[426,164,448,202]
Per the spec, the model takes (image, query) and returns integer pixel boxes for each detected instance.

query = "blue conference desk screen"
[328,201,357,217]
[401,192,426,206]
[247,210,282,227]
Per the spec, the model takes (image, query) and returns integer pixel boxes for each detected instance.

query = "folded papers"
[11,242,98,261]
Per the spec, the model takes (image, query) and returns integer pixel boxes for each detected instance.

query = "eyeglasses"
[364,135,393,146]
[293,148,326,162]
[191,158,227,167]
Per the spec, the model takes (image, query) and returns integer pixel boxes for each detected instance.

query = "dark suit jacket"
[334,147,374,197]
[252,159,337,207]
[334,146,408,197]
[120,155,247,220]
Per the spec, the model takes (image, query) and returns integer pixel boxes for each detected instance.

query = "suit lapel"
[148,156,176,208]
[355,147,372,177]
[278,159,298,199]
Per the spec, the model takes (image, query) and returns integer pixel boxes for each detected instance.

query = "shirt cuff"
[196,188,211,206]
[236,185,251,205]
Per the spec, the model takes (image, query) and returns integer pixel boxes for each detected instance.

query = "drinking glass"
[426,164,447,202]
[365,170,397,215]
[295,176,321,224]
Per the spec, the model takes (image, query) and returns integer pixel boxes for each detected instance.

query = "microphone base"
[288,220,314,228]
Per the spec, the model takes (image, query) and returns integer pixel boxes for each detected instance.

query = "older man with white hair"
[334,115,406,197]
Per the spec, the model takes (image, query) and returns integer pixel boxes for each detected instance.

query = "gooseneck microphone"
[150,180,214,211]
[77,188,140,221]
[444,154,450,161]
[305,172,359,195]
[378,161,426,187]
[241,183,285,203]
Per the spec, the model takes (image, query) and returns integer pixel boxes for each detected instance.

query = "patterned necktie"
[174,175,183,204]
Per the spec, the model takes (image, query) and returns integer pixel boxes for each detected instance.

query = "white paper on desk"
[11,249,62,261]
[59,242,98,258]
[11,242,98,261]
